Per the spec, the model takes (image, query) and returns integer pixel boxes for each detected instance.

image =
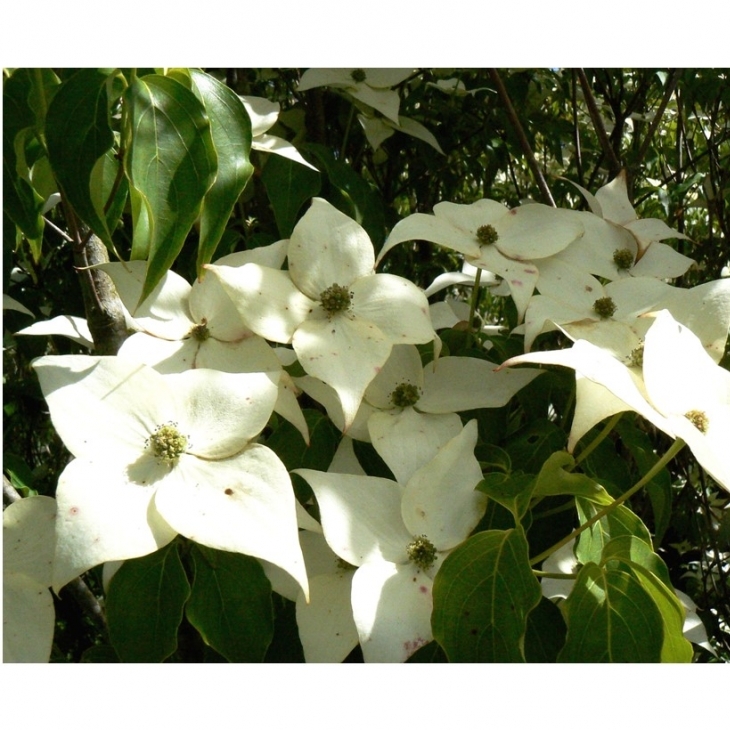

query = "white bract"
[379,199,583,321]
[3,496,57,662]
[569,170,691,258]
[503,311,730,493]
[297,68,414,124]
[96,249,308,442]
[209,198,436,430]
[295,420,487,662]
[240,95,318,170]
[33,355,308,598]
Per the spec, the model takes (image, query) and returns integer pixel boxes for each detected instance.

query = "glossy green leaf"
[46,68,117,248]
[186,545,273,662]
[89,150,128,235]
[601,535,672,588]
[477,471,535,521]
[106,541,191,662]
[432,529,542,662]
[575,492,653,565]
[188,69,254,276]
[261,153,321,238]
[3,70,46,249]
[124,73,217,305]
[557,558,691,662]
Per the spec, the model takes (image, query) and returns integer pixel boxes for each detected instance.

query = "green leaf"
[615,419,673,544]
[475,443,512,474]
[600,536,692,661]
[124,73,218,305]
[106,541,191,662]
[477,471,535,521]
[265,409,339,473]
[260,153,320,238]
[601,535,673,588]
[186,545,273,662]
[533,450,605,501]
[45,68,117,248]
[524,596,566,662]
[575,492,653,565]
[3,70,46,249]
[557,559,691,662]
[503,418,565,474]
[432,529,542,662]
[187,69,254,276]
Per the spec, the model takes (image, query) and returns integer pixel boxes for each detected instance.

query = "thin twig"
[636,69,681,164]
[577,69,622,177]
[487,69,556,207]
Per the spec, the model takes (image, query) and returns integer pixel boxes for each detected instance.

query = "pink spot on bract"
[69,507,79,516]
[419,585,429,594]
[510,279,523,286]
[403,637,428,655]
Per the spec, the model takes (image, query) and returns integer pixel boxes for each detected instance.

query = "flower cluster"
[14,172,730,663]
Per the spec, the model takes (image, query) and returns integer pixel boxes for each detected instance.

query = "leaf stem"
[571,412,623,470]
[529,437,686,567]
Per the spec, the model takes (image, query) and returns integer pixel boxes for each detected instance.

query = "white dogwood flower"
[33,355,308,597]
[209,198,436,430]
[295,420,486,662]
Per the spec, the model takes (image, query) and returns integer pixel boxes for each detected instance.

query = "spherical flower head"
[189,319,210,342]
[628,342,644,368]
[149,422,188,465]
[319,283,354,318]
[390,382,421,408]
[592,296,617,319]
[685,409,710,434]
[476,224,499,245]
[406,534,438,570]
[613,247,635,271]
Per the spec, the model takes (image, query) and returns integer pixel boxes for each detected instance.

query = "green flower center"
[190,318,210,342]
[350,69,367,83]
[406,535,438,570]
[149,423,188,465]
[628,342,644,368]
[320,284,354,317]
[476,224,499,245]
[390,382,421,408]
[592,296,617,319]
[685,410,709,434]
[613,248,635,270]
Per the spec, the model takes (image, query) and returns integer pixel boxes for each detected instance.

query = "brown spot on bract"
[224,488,234,496]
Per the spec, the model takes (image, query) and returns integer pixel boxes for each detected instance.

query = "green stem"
[467,267,483,347]
[571,412,623,470]
[529,437,686,567]
[340,103,356,160]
